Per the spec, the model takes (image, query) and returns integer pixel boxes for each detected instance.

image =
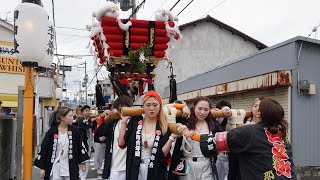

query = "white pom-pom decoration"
[154,9,178,22]
[154,9,169,22]
[95,1,120,21]
[117,18,132,31]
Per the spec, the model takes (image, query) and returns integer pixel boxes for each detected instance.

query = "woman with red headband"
[118,90,180,180]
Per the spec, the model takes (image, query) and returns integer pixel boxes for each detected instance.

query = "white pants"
[50,161,70,180]
[216,153,229,180]
[79,161,90,180]
[50,176,70,180]
[180,158,212,180]
[138,163,149,180]
[106,170,126,180]
[94,142,106,170]
[79,147,92,180]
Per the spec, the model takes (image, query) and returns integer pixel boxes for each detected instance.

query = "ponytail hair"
[258,98,288,139]
[50,111,58,127]
[49,107,72,128]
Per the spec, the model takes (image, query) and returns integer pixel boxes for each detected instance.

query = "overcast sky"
[1,0,320,100]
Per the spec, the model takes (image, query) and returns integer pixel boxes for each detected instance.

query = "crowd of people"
[34,90,296,180]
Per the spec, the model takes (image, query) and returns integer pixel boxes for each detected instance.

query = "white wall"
[0,73,24,94]
[0,23,14,42]
[154,21,260,96]
[0,21,20,94]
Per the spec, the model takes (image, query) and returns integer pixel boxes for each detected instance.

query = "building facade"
[0,18,57,167]
[0,19,24,114]
[163,36,320,178]
[154,15,266,96]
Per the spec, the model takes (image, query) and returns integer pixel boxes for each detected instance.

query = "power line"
[97,0,101,8]
[55,26,87,31]
[57,32,88,37]
[51,0,59,58]
[129,0,147,19]
[58,37,86,45]
[54,54,93,57]
[159,0,169,10]
[177,0,194,16]
[200,0,227,18]
[87,65,104,90]
[307,24,320,38]
[57,31,88,43]
[149,0,169,19]
[170,0,181,11]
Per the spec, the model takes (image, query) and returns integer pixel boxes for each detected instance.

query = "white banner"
[0,41,16,58]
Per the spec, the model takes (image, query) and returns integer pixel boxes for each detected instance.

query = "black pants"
[228,153,241,180]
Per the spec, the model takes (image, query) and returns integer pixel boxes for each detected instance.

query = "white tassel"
[100,33,110,59]
[100,33,106,41]
[165,22,182,51]
[93,56,98,67]
[89,45,94,54]
[165,22,182,40]
[89,22,102,38]
[86,40,91,49]
[117,18,132,31]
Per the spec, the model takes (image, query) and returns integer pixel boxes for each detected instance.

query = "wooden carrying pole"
[120,107,252,119]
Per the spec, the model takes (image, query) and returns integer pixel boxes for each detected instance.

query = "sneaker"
[97,169,103,175]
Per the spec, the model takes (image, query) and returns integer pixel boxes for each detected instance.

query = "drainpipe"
[296,41,303,96]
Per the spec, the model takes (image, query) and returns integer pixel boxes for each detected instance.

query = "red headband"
[143,90,163,104]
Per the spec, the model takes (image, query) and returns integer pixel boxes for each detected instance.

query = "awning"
[1,100,18,107]
[0,94,18,107]
[43,98,56,107]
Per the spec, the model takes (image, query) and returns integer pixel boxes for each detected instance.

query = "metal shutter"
[209,87,289,120]
[209,87,290,140]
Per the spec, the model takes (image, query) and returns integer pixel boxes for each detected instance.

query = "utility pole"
[79,81,82,104]
[85,61,88,105]
[55,55,81,106]
[62,58,65,94]
[132,0,136,19]
[55,62,59,110]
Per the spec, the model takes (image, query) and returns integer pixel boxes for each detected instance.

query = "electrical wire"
[149,0,169,19]
[129,0,147,19]
[97,0,101,8]
[199,0,227,18]
[170,0,182,11]
[51,0,59,62]
[55,54,93,57]
[307,24,320,37]
[57,32,88,37]
[87,65,104,88]
[177,0,194,16]
[55,26,87,31]
[57,31,88,44]
[159,0,169,10]
[58,36,88,45]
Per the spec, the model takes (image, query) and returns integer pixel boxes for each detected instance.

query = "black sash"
[133,119,162,169]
